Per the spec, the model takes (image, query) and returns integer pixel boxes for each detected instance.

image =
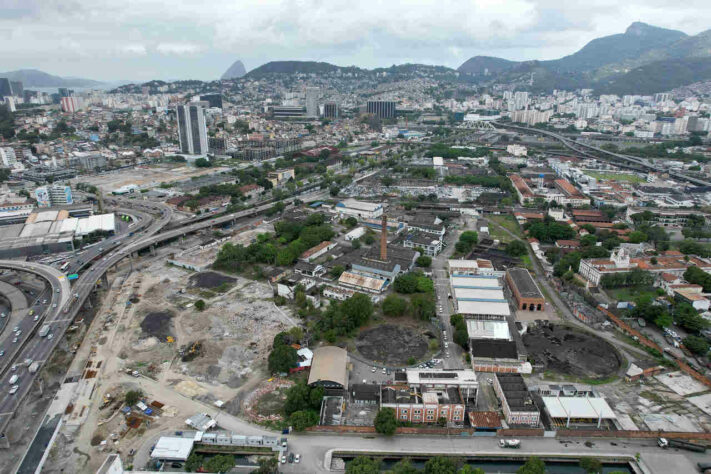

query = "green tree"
[374,407,398,435]
[394,273,420,293]
[289,409,319,431]
[203,454,235,473]
[458,467,485,474]
[382,294,408,317]
[683,335,710,355]
[416,255,432,267]
[345,216,358,228]
[184,452,203,472]
[424,456,458,474]
[579,457,603,474]
[517,457,546,474]
[330,265,345,278]
[194,299,206,311]
[341,293,374,327]
[268,344,297,373]
[505,240,527,257]
[674,303,710,332]
[124,390,143,406]
[194,157,211,168]
[387,458,419,474]
[627,231,648,244]
[346,456,380,474]
[251,456,279,474]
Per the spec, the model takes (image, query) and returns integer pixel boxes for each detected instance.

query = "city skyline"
[2,0,711,82]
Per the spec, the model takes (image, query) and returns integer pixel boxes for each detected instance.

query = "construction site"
[40,249,296,473]
[69,163,230,194]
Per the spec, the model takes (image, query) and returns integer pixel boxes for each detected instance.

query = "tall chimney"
[380,214,388,261]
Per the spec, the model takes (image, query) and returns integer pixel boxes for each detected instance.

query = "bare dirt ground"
[523,323,622,378]
[70,164,230,193]
[355,323,429,366]
[44,254,295,473]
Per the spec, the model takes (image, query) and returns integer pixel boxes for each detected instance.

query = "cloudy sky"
[2,0,710,82]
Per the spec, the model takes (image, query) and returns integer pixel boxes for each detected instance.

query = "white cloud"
[155,42,202,56]
[1,0,710,80]
[117,43,147,56]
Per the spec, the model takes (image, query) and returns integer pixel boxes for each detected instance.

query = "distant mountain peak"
[0,69,101,88]
[221,60,246,80]
[625,21,685,37]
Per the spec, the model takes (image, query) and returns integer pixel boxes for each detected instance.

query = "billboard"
[35,186,50,207]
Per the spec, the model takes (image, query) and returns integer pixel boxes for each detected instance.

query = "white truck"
[39,324,50,337]
[499,439,521,449]
[9,374,18,385]
[28,361,40,374]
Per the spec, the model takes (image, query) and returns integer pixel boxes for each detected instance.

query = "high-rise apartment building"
[366,101,396,119]
[323,102,339,119]
[176,104,208,155]
[60,96,82,113]
[0,147,17,167]
[305,87,320,118]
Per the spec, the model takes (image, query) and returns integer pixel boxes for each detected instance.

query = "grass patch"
[585,171,645,184]
[521,254,533,270]
[607,286,657,302]
[488,224,514,244]
[489,215,522,237]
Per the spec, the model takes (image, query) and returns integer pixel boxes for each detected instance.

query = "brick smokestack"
[380,214,388,261]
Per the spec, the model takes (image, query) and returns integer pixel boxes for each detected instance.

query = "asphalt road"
[0,261,71,425]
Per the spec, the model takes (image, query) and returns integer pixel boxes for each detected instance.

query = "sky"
[2,0,711,83]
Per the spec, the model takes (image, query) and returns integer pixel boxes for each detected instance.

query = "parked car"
[295,454,300,463]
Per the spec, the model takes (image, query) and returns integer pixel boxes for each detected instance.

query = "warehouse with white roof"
[541,396,616,428]
[450,274,511,319]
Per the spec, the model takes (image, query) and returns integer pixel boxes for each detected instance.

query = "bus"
[60,262,70,272]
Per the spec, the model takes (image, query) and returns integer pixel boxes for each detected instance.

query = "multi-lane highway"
[0,188,329,436]
[493,121,711,187]
[0,262,71,421]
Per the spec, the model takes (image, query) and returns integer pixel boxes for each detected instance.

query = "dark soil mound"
[523,323,621,378]
[189,271,236,289]
[356,324,428,366]
[140,311,174,340]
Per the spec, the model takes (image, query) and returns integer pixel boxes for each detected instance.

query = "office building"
[176,104,208,155]
[34,185,73,207]
[0,78,11,98]
[10,81,22,97]
[367,101,396,119]
[199,93,223,109]
[324,102,339,119]
[305,87,319,118]
[270,105,306,119]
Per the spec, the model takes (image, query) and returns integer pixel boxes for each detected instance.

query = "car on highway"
[9,385,19,395]
[48,333,53,340]
[33,315,39,321]
[13,326,19,332]
[0,350,4,357]
[52,304,57,308]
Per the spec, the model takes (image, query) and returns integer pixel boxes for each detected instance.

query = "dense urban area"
[5,19,711,474]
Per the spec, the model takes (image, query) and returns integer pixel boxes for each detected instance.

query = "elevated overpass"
[494,122,711,187]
